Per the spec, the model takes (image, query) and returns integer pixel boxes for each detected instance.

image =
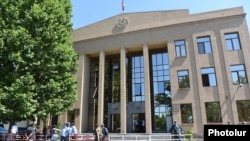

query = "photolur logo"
[204,125,250,140]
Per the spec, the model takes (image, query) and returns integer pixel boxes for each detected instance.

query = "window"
[112,59,120,102]
[197,36,212,54]
[230,64,247,85]
[175,40,186,57]
[132,56,145,101]
[236,100,250,122]
[180,104,193,124]
[151,52,171,131]
[177,70,190,88]
[105,57,121,103]
[205,102,222,123]
[225,33,241,50]
[201,67,217,86]
[134,83,142,96]
[89,59,99,99]
[152,52,170,95]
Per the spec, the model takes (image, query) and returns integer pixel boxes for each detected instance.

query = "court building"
[64,6,250,134]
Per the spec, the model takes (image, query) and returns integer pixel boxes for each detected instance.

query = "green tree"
[0,0,78,125]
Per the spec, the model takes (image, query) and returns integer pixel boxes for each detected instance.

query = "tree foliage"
[0,0,78,123]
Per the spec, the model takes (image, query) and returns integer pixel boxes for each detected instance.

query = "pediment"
[72,9,189,42]
[72,7,244,42]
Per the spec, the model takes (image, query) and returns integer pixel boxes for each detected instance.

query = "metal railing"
[67,133,204,141]
[0,133,204,141]
[0,133,48,141]
[108,134,203,141]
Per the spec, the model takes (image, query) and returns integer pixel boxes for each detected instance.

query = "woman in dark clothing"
[49,125,60,141]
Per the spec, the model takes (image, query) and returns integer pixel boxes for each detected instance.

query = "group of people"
[94,124,109,141]
[46,122,78,141]
[0,121,78,141]
[23,122,77,141]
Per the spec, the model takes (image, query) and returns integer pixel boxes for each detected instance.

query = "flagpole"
[122,0,125,13]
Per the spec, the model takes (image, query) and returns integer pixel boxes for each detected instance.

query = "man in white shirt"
[69,122,77,140]
[11,123,18,140]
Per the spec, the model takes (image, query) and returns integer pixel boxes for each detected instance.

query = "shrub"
[185,129,193,141]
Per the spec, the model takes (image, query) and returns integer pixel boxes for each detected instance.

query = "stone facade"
[63,6,250,134]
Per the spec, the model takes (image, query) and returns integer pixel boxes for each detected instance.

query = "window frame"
[180,103,193,124]
[236,100,250,122]
[205,102,222,123]
[230,64,248,85]
[201,67,217,87]
[177,70,190,88]
[197,36,212,54]
[175,40,187,57]
[225,32,241,51]
[131,55,145,101]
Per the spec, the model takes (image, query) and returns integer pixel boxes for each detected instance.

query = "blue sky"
[71,0,250,30]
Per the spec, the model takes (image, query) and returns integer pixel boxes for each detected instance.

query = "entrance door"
[132,113,145,133]
[110,114,120,133]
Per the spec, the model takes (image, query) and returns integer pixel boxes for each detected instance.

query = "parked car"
[0,124,8,141]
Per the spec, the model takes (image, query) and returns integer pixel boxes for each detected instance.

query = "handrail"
[68,133,204,141]
[1,133,204,141]
[108,134,203,141]
[0,133,47,141]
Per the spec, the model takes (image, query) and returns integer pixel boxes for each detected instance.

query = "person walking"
[60,123,69,141]
[100,124,109,141]
[11,123,18,140]
[26,123,37,141]
[49,125,61,141]
[170,121,183,141]
[69,122,77,140]
[94,124,100,141]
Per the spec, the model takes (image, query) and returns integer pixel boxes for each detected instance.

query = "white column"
[143,43,152,133]
[120,47,127,133]
[77,54,90,133]
[97,51,105,125]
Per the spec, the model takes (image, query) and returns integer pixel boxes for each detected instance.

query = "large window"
[180,104,193,124]
[205,102,222,123]
[177,70,190,88]
[151,51,171,132]
[175,40,186,57]
[201,67,217,87]
[225,32,241,51]
[230,64,247,85]
[104,56,121,128]
[105,57,121,103]
[132,56,145,101]
[197,36,212,54]
[88,58,100,128]
[236,100,250,122]
[152,53,170,95]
